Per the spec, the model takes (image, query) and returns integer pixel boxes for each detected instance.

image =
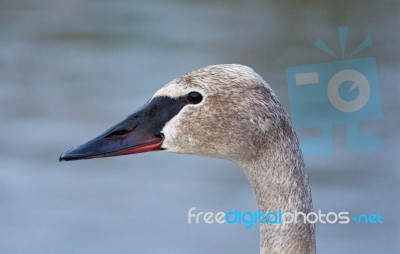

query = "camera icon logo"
[286,27,382,156]
[327,69,370,113]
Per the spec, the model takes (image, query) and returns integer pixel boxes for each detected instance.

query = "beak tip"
[59,147,79,162]
[59,153,68,162]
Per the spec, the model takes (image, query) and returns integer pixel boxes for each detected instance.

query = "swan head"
[60,64,286,163]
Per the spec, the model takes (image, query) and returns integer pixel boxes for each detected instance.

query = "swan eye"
[186,91,203,104]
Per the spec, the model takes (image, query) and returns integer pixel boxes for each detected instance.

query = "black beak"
[59,96,188,161]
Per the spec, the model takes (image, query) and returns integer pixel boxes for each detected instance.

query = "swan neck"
[239,136,316,254]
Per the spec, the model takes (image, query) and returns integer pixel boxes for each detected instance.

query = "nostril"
[105,128,131,139]
[104,122,138,139]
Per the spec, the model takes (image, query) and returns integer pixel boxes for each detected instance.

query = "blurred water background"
[0,0,399,253]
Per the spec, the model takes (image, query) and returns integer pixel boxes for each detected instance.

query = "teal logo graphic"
[286,27,382,156]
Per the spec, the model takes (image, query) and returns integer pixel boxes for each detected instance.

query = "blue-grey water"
[0,0,399,253]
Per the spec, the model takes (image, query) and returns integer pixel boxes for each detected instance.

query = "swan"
[60,64,316,254]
